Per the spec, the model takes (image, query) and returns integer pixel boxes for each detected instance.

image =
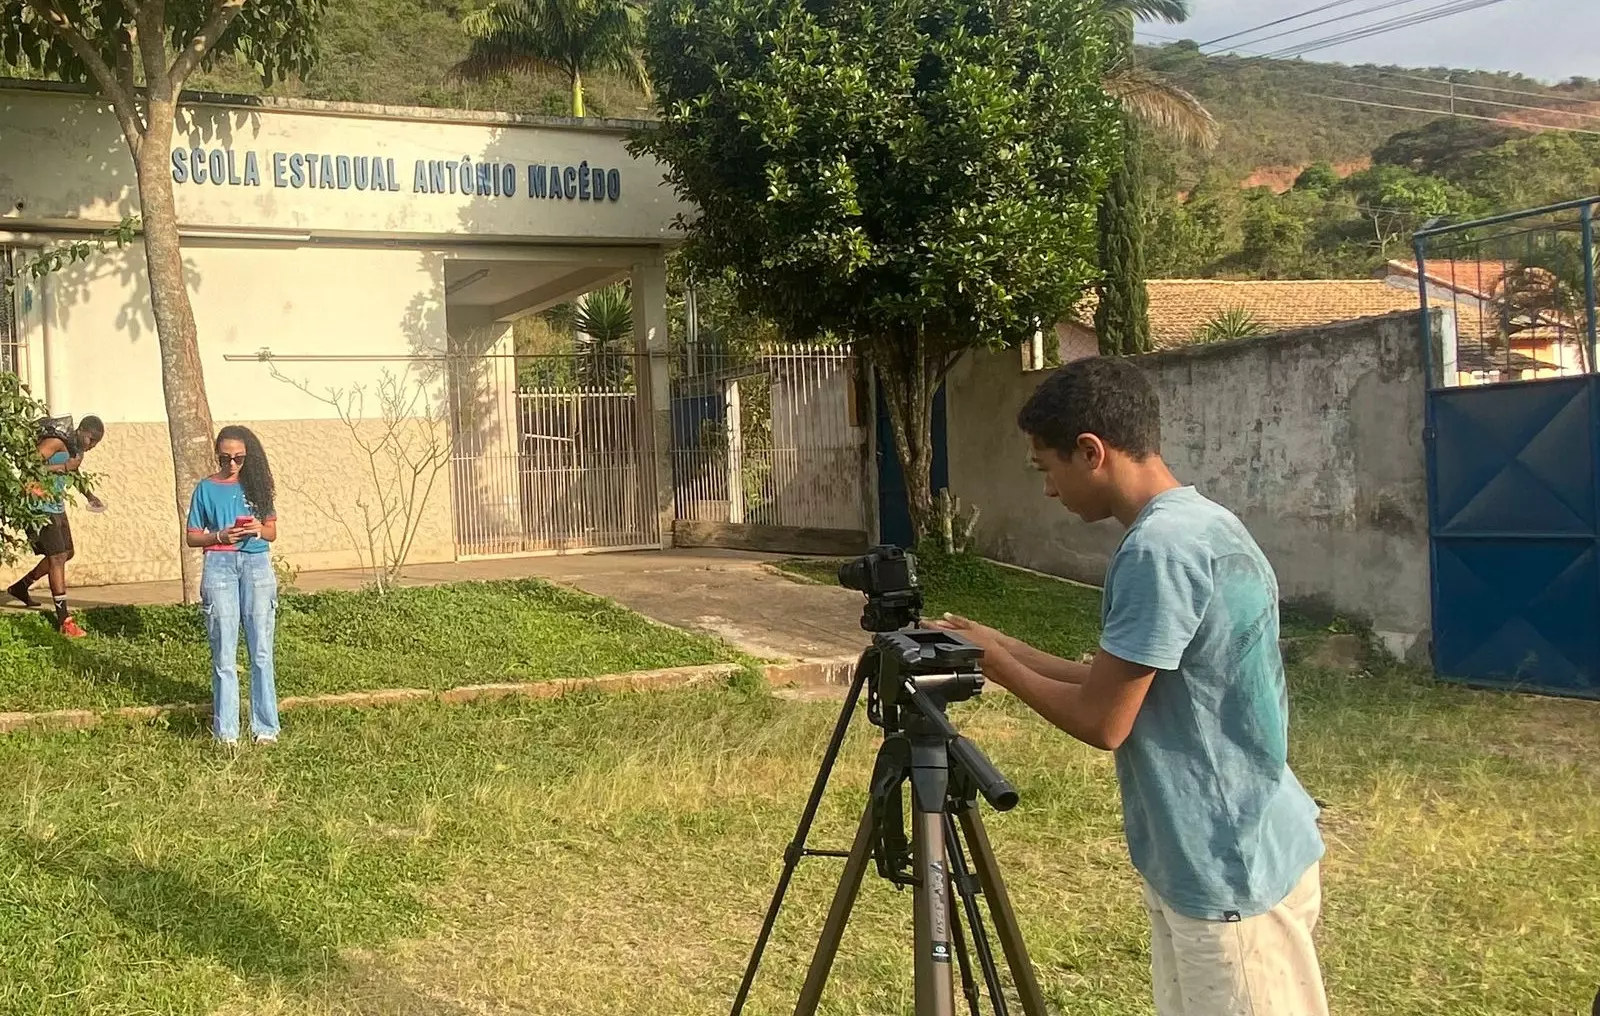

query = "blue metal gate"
[1417,197,1600,698]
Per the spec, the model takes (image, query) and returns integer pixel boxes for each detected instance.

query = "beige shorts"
[1143,863,1329,1016]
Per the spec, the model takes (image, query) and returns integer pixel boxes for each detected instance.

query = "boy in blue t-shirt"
[933,357,1327,1016]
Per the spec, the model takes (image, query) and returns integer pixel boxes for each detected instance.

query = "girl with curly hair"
[184,425,282,746]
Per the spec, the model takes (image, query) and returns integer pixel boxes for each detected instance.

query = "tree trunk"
[136,99,217,603]
[571,69,585,118]
[875,343,939,548]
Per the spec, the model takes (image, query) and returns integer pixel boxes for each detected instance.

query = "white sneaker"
[253,734,278,746]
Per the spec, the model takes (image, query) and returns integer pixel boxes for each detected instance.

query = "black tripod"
[730,629,1048,1016]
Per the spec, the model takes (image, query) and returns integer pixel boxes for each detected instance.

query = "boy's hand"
[927,613,1006,654]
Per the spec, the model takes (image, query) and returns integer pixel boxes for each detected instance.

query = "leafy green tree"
[0,373,53,567]
[1343,164,1476,261]
[449,0,648,117]
[1293,161,1340,195]
[635,0,1120,542]
[1094,0,1215,355]
[3,0,328,601]
[1373,118,1519,179]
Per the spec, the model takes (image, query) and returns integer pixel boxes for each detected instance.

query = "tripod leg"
[944,848,983,1016]
[793,801,877,1016]
[946,817,1010,1016]
[912,809,958,1016]
[956,806,1048,1016]
[731,651,872,1016]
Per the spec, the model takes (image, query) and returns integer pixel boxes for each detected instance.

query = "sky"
[1136,0,1599,84]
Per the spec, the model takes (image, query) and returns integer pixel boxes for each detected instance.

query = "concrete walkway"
[55,549,870,662]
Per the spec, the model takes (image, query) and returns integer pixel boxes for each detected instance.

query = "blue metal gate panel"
[1428,375,1600,697]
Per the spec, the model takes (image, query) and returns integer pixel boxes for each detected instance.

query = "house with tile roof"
[1383,260,1587,383]
[1056,269,1577,386]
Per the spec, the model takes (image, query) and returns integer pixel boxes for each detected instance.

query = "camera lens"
[838,557,869,592]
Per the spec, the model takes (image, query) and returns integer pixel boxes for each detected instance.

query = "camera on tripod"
[731,544,1046,1016]
[838,544,925,633]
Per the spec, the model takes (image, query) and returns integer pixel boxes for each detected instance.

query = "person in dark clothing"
[6,415,105,637]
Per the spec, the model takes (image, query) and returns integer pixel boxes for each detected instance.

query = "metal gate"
[1,247,25,378]
[1417,197,1600,698]
[451,351,658,557]
[669,343,868,553]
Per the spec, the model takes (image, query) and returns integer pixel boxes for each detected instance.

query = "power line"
[1266,0,1515,59]
[1268,0,1509,58]
[1204,0,1435,54]
[1299,92,1600,136]
[1332,78,1600,123]
[1195,0,1377,49]
[1373,69,1600,106]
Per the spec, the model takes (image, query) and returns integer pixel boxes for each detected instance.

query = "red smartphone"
[234,515,256,529]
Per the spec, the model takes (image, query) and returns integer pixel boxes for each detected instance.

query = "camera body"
[839,544,925,632]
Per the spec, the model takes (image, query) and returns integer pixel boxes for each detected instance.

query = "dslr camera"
[838,545,925,632]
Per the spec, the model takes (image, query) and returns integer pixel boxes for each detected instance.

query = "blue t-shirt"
[38,450,70,514]
[185,477,274,554]
[1101,486,1323,921]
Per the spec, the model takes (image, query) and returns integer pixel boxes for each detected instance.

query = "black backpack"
[36,415,81,458]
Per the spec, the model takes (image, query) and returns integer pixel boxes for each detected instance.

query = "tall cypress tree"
[1095,118,1152,356]
[1092,0,1216,355]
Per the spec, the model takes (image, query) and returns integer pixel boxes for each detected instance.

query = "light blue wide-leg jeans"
[201,552,280,742]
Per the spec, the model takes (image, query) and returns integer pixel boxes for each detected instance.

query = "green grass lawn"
[0,580,743,713]
[779,553,1105,662]
[0,557,1595,1014]
[1,665,1594,1016]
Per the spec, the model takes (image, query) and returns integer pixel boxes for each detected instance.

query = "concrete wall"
[947,312,1431,652]
[39,241,456,585]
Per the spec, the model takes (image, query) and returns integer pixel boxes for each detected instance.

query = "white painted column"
[631,254,674,548]
[40,266,68,412]
[724,377,744,524]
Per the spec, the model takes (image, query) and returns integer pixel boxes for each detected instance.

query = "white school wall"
[0,81,685,585]
[29,241,457,585]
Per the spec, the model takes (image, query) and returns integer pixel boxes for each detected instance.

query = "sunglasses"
[217,453,247,466]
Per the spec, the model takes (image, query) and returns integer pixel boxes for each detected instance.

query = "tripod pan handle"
[949,735,1019,811]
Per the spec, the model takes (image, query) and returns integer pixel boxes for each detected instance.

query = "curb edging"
[0,657,864,736]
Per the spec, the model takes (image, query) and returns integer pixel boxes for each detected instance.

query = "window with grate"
[0,247,22,378]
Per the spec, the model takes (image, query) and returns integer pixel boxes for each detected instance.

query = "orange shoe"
[58,617,87,639]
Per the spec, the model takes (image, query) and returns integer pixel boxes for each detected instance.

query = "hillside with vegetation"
[186,0,657,119]
[1139,42,1600,185]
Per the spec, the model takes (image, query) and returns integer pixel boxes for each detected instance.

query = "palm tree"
[448,0,650,118]
[1100,0,1218,150]
[1094,0,1217,356]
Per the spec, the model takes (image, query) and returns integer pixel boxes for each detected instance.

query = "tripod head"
[859,629,1019,888]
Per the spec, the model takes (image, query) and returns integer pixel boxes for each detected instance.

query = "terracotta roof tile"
[1071,279,1420,349]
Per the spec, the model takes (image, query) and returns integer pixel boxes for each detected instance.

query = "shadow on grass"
[12,832,327,985]
[4,609,205,708]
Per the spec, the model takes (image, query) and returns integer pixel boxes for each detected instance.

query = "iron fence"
[1,247,24,378]
[450,350,658,557]
[1413,196,1600,387]
[669,343,866,532]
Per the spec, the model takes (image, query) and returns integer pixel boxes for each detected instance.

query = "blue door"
[875,373,948,550]
[1428,375,1600,698]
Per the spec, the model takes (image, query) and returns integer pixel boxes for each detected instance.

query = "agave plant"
[1195,306,1269,344]
[574,283,634,389]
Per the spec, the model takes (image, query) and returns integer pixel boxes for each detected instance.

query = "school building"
[0,78,873,587]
